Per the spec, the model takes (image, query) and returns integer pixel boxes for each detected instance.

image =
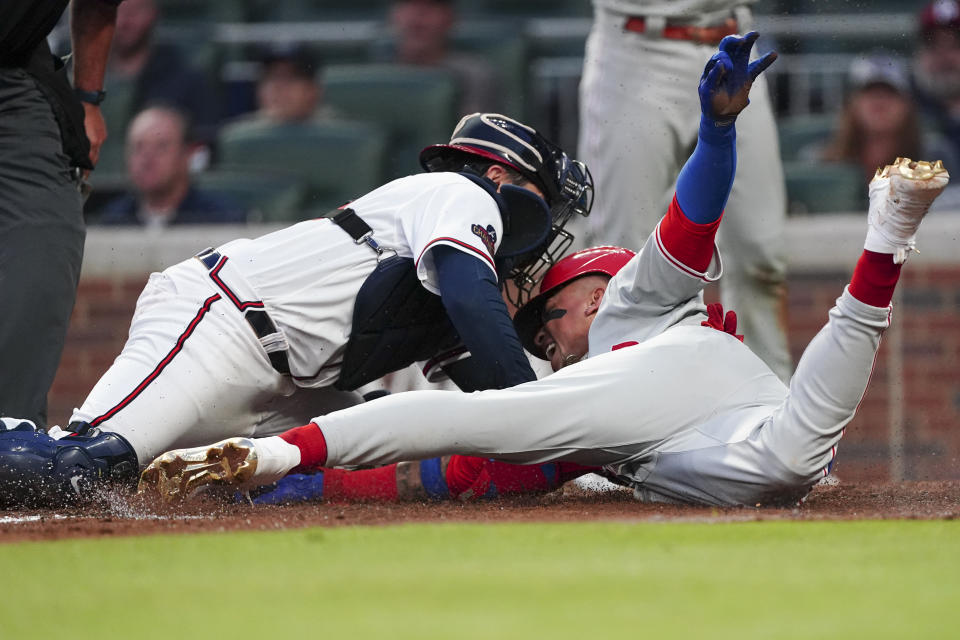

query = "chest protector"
[334,255,460,391]
[330,173,550,391]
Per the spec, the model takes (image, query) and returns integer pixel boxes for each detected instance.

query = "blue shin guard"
[0,422,138,508]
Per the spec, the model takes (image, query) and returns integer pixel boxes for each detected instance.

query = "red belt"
[624,16,739,45]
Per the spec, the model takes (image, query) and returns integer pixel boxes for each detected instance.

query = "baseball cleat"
[866,157,950,263]
[137,437,259,503]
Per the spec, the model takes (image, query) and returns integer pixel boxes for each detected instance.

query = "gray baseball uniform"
[308,213,879,506]
[573,0,792,381]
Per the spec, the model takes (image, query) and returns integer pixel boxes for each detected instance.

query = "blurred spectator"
[226,43,338,128]
[914,0,960,172]
[379,0,502,114]
[97,0,220,172]
[821,54,923,184]
[99,107,245,228]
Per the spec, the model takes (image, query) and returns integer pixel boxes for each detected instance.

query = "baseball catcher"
[0,112,593,507]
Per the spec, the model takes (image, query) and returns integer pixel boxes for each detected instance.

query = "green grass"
[1,520,957,639]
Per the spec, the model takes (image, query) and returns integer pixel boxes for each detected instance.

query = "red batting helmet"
[513,246,636,359]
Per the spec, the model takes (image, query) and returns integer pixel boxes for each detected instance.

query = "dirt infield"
[1,480,957,544]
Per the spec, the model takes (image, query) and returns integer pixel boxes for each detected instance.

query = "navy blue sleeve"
[432,245,537,390]
[674,115,737,224]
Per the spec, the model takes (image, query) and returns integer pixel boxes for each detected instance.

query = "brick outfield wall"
[48,267,960,483]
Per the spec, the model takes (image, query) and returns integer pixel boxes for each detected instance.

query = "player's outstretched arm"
[660,32,777,273]
[248,455,598,505]
[432,245,537,390]
[675,31,777,225]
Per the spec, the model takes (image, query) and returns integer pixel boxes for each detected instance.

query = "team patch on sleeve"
[471,224,497,256]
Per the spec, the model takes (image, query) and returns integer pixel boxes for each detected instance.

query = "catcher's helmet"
[513,246,636,359]
[420,113,594,305]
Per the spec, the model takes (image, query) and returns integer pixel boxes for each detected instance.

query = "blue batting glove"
[699,31,777,125]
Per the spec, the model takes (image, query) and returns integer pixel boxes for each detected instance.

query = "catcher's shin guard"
[0,423,138,508]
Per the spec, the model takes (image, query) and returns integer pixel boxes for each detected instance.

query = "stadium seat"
[468,0,590,18]
[777,113,837,162]
[783,160,865,214]
[368,21,529,118]
[785,0,916,54]
[217,119,388,214]
[154,24,222,84]
[752,0,793,16]
[193,170,309,223]
[155,0,247,23]
[798,35,914,56]
[450,21,529,119]
[322,65,459,179]
[790,0,914,14]
[249,0,391,21]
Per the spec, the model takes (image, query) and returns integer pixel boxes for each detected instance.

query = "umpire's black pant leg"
[0,70,86,426]
[0,222,85,427]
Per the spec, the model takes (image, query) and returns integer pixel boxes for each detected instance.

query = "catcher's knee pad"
[0,425,138,508]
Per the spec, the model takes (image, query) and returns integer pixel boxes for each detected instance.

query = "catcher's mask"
[513,246,636,360]
[420,113,594,306]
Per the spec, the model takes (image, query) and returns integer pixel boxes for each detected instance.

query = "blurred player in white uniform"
[141,34,948,508]
[0,113,594,507]
[575,0,791,381]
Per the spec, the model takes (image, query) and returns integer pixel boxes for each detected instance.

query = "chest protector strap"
[331,207,395,259]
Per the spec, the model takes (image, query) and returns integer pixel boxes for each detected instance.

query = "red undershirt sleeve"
[657,194,722,274]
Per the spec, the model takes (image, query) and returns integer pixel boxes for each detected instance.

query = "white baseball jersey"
[571,0,793,381]
[218,173,504,386]
[311,213,887,506]
[72,172,507,463]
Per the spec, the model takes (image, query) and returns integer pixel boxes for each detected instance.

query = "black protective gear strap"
[244,310,291,375]
[331,208,372,241]
[194,248,291,376]
[329,208,395,259]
